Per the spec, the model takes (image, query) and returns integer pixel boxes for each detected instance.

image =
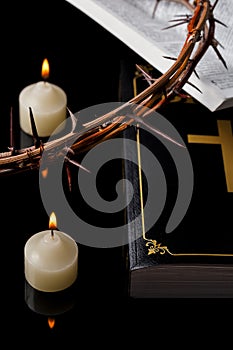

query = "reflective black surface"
[1,1,132,343]
[1,0,233,343]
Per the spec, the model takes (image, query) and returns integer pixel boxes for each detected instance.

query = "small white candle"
[19,58,67,137]
[24,212,78,292]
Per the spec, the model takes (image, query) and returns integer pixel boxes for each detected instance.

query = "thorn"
[167,17,190,23]
[214,18,228,27]
[67,107,78,133]
[211,0,219,12]
[211,43,228,69]
[64,146,75,156]
[152,0,161,19]
[65,162,72,192]
[128,114,185,148]
[9,106,15,153]
[162,20,188,30]
[29,107,41,149]
[173,14,192,18]
[173,90,191,100]
[193,69,199,79]
[135,64,156,86]
[186,80,202,93]
[163,55,177,61]
[212,37,224,49]
[65,156,91,173]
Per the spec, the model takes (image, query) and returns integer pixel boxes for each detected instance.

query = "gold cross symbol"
[187,120,233,192]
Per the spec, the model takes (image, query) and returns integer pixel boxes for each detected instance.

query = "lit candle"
[24,212,78,292]
[19,58,67,137]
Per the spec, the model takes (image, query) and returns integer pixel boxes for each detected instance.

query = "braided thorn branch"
[0,0,225,176]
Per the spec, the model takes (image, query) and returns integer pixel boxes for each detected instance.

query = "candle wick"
[51,229,54,239]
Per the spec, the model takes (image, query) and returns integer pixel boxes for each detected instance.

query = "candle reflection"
[48,317,56,329]
[24,280,76,317]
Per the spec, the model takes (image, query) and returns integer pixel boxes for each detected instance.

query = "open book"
[66,0,233,112]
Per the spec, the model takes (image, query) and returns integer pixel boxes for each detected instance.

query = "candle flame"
[49,211,57,230]
[48,317,55,329]
[41,58,50,80]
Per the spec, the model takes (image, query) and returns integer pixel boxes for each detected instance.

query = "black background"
[1,0,233,344]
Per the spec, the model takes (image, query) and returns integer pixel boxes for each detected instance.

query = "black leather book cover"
[122,100,233,298]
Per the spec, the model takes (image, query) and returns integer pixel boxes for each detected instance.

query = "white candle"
[24,212,78,292]
[19,58,67,137]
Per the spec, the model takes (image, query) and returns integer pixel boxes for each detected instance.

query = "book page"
[66,0,233,111]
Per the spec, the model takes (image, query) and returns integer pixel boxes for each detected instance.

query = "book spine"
[122,125,159,271]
